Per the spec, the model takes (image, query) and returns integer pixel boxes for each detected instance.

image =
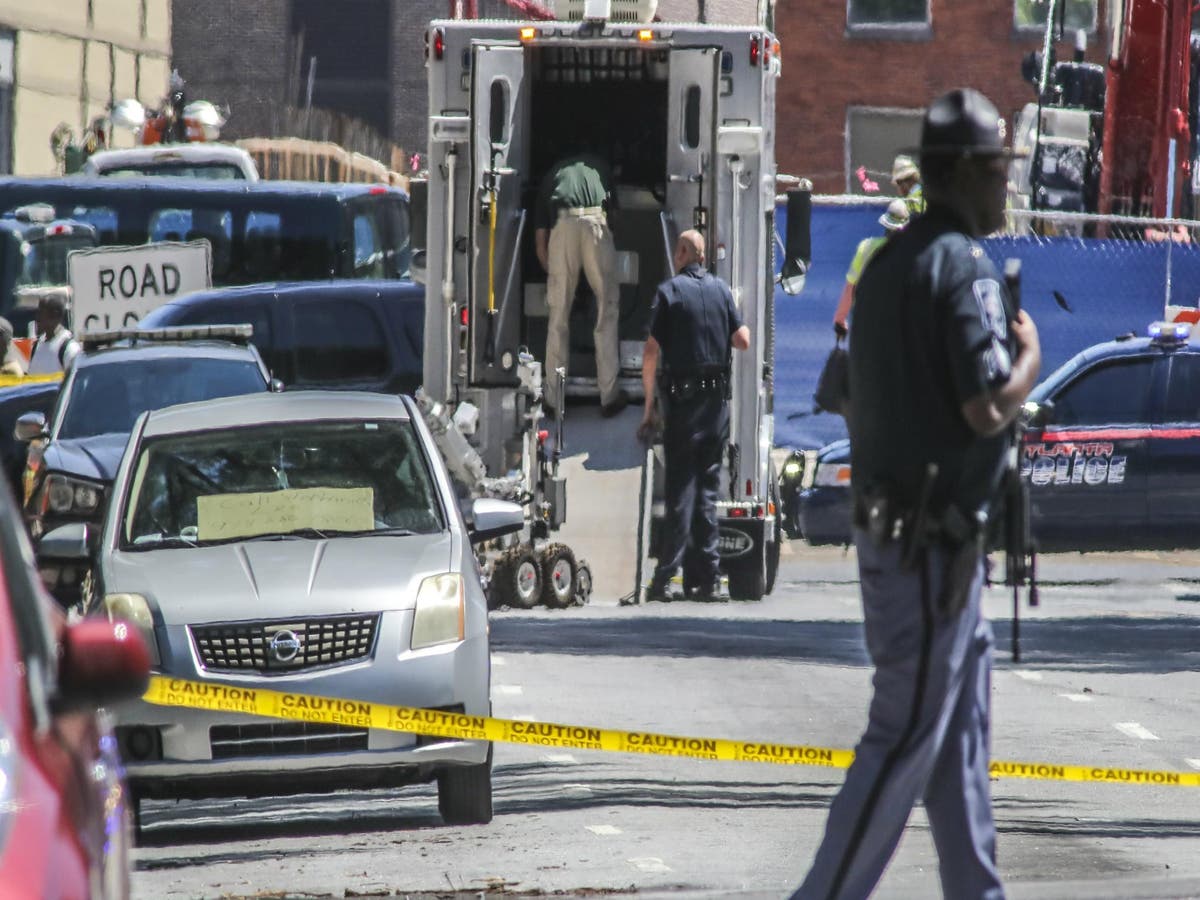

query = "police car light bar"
[1148,321,1192,344]
[81,324,254,350]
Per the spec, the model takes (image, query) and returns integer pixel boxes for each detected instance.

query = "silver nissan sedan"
[40,391,523,827]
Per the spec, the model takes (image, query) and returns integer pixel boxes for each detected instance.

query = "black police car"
[794,321,1200,551]
[15,327,272,602]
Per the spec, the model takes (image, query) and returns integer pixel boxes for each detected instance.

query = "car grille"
[190,614,380,674]
[209,722,368,759]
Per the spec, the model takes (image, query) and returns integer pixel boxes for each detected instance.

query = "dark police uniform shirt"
[848,205,1016,518]
[650,263,742,376]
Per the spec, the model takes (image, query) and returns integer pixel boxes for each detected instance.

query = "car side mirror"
[269,377,285,393]
[53,618,151,714]
[468,498,525,545]
[38,523,91,562]
[14,410,47,443]
[410,248,427,286]
[1023,399,1054,429]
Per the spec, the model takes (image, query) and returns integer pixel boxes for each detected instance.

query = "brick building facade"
[774,0,1110,195]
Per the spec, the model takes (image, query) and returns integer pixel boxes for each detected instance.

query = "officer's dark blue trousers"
[793,528,1004,900]
[652,393,727,592]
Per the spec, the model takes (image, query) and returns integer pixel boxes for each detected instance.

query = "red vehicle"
[1014,0,1195,220]
[0,483,150,899]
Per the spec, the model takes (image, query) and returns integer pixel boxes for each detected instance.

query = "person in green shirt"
[832,199,909,335]
[534,154,628,418]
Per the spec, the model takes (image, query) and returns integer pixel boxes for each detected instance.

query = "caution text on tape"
[142,676,1199,788]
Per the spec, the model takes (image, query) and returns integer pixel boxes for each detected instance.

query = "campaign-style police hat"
[907,88,1025,161]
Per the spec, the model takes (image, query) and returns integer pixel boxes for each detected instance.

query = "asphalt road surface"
[131,543,1200,899]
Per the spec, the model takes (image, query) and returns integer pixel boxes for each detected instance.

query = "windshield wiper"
[125,534,199,551]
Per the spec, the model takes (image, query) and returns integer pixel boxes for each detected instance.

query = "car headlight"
[411,573,464,650]
[104,593,160,667]
[813,463,852,487]
[43,473,104,516]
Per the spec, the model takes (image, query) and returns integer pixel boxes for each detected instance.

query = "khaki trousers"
[544,212,620,409]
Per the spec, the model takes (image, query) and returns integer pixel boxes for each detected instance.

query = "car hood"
[106,532,455,625]
[44,434,129,484]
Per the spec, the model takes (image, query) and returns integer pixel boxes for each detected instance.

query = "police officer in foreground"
[639,230,749,601]
[792,89,1041,900]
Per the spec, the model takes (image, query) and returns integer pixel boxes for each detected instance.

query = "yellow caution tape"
[0,372,62,388]
[143,676,1200,788]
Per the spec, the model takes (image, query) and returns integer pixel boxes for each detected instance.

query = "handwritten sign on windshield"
[197,487,375,541]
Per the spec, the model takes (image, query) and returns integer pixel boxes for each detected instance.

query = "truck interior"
[519,46,680,396]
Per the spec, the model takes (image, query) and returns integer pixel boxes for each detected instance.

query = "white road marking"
[493,684,523,696]
[1114,722,1160,741]
[629,857,672,873]
[587,824,622,835]
[1012,670,1043,682]
[541,753,578,764]
[491,656,507,666]
[1058,693,1094,703]
[1185,759,1200,770]
[563,783,594,796]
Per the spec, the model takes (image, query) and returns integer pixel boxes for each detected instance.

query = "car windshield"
[57,357,266,440]
[122,419,444,549]
[15,233,96,287]
[100,163,246,180]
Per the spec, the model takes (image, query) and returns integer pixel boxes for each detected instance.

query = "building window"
[845,106,924,195]
[1015,0,1097,33]
[290,0,391,136]
[847,0,930,35]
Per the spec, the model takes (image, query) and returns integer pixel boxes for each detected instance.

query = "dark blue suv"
[794,321,1200,552]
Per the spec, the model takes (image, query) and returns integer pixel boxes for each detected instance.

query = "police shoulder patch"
[972,278,1007,339]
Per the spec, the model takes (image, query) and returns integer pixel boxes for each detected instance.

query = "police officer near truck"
[792,89,1041,900]
[639,230,749,601]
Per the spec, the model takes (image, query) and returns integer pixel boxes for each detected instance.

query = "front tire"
[437,746,493,825]
[491,548,542,609]
[539,543,577,608]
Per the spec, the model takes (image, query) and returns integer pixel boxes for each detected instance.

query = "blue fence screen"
[773,202,1200,450]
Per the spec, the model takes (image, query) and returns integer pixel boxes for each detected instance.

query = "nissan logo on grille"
[269,629,302,663]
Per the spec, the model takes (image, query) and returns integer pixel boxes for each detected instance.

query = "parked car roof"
[141,389,413,438]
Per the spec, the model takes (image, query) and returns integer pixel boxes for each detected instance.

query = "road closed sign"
[68,241,212,333]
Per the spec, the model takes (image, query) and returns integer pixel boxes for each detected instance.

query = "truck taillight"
[431,28,445,61]
[749,33,760,67]
[459,306,469,326]
[762,36,771,66]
